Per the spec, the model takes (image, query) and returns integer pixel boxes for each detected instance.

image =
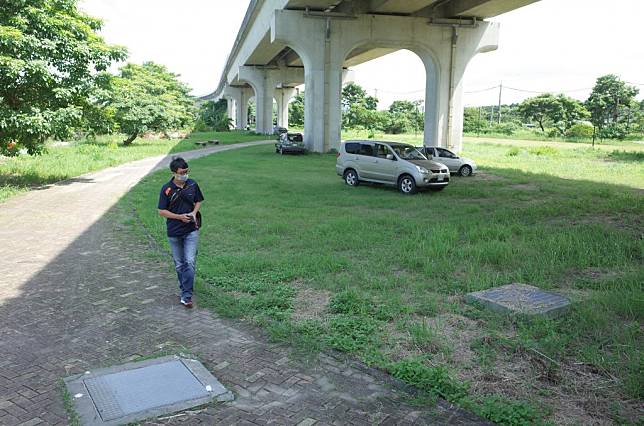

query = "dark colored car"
[275,132,306,155]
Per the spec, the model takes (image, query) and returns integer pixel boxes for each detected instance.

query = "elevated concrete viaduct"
[211,0,539,153]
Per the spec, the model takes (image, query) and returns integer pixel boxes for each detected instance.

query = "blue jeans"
[168,230,199,301]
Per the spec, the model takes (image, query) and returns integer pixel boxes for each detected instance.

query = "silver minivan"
[336,140,450,194]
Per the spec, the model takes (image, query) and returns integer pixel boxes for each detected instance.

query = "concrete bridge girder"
[271,10,499,153]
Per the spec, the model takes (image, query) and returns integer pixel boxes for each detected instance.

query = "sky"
[79,0,644,109]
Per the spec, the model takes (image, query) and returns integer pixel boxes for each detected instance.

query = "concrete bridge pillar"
[275,88,297,129]
[239,66,277,134]
[225,97,234,124]
[272,14,345,153]
[272,10,499,153]
[223,86,251,130]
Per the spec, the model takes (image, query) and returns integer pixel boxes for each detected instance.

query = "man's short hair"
[169,157,189,172]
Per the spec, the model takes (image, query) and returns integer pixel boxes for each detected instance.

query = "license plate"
[438,175,444,181]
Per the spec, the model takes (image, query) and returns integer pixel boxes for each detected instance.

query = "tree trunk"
[123,133,138,146]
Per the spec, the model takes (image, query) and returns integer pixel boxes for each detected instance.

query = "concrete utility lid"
[64,355,233,425]
[465,283,571,317]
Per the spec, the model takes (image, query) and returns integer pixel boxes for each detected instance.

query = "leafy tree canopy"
[288,92,304,127]
[586,74,639,139]
[98,62,196,145]
[0,0,127,155]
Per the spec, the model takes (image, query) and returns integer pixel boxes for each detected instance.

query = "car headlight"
[416,165,429,174]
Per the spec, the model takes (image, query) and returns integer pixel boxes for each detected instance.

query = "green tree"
[552,94,589,136]
[99,62,195,145]
[288,92,304,127]
[586,74,639,140]
[196,99,231,131]
[0,0,127,155]
[518,94,562,132]
[342,83,378,128]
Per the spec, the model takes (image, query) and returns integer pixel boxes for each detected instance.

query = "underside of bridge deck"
[212,0,539,153]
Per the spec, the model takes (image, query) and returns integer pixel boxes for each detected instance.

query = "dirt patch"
[292,287,331,321]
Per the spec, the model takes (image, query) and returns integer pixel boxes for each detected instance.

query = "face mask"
[175,174,188,182]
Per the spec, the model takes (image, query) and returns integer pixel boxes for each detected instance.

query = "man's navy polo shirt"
[158,178,204,237]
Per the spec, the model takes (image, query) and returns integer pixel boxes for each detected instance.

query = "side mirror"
[386,154,394,160]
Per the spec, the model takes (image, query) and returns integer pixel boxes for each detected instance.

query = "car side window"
[345,142,360,154]
[359,143,374,157]
[437,148,455,158]
[375,144,391,159]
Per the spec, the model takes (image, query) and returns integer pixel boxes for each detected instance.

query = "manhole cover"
[64,356,233,425]
[465,283,570,317]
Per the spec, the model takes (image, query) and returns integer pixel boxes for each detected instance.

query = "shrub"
[566,122,594,139]
[506,147,520,157]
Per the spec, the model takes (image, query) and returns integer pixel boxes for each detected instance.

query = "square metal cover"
[465,283,571,317]
[64,356,233,425]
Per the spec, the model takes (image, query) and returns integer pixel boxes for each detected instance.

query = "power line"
[465,85,499,94]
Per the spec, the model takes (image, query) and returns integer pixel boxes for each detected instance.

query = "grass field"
[0,130,267,203]
[121,138,643,425]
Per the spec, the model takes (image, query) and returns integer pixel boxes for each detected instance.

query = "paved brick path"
[0,143,489,425]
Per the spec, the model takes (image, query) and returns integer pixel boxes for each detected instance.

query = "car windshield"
[389,144,427,160]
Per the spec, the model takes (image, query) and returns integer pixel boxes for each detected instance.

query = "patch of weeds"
[472,395,548,426]
[326,315,381,353]
[251,284,295,310]
[506,147,520,156]
[60,380,81,426]
[328,288,371,316]
[408,321,446,354]
[413,294,440,316]
[528,146,558,156]
[388,358,469,402]
[204,291,252,318]
[267,320,325,356]
[470,335,499,369]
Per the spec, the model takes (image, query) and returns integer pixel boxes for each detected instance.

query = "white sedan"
[417,146,477,177]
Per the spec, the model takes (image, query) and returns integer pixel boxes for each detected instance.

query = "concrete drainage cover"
[64,355,233,425]
[465,283,571,317]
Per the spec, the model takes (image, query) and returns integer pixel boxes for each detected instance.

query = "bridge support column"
[272,14,345,153]
[225,97,234,124]
[223,86,249,130]
[239,66,277,134]
[275,88,296,129]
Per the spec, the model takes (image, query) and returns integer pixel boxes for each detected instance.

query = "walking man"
[158,157,204,308]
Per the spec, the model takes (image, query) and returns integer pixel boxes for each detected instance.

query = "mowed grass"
[122,140,643,425]
[0,130,267,203]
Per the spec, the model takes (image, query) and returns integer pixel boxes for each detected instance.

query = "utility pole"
[497,82,503,124]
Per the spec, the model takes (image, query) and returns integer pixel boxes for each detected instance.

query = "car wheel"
[459,165,472,177]
[429,186,445,192]
[398,175,417,195]
[343,169,359,187]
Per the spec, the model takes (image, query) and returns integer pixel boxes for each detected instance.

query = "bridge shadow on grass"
[0,144,492,425]
[118,145,643,424]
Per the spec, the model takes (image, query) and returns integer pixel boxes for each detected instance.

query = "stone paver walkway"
[0,142,490,425]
